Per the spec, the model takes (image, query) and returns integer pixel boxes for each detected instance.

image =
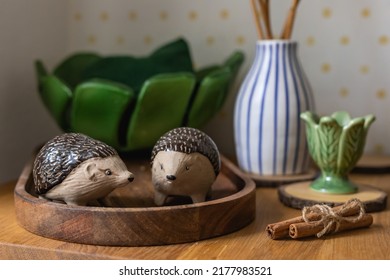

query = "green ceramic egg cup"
[301,111,375,194]
[277,111,387,212]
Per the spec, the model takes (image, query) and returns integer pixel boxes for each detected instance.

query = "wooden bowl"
[14,155,256,246]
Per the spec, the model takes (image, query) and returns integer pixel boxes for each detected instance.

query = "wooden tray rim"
[14,155,256,246]
[14,156,254,212]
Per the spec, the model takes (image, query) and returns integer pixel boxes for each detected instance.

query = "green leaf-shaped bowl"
[35,38,244,152]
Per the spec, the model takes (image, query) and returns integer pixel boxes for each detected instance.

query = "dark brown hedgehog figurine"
[151,127,220,205]
[33,133,134,206]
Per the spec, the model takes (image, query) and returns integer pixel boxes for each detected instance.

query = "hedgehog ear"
[84,162,98,182]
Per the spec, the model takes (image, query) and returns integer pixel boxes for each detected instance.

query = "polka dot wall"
[67,0,390,157]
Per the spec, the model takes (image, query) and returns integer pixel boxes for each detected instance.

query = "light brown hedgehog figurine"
[33,133,134,206]
[151,127,221,205]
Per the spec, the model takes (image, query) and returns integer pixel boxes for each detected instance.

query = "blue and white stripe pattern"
[234,40,315,176]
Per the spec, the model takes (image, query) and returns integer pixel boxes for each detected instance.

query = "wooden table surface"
[1,168,389,260]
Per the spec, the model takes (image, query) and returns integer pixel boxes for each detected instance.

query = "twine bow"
[302,198,366,238]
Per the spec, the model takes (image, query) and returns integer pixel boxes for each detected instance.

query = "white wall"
[0,0,67,183]
[1,0,390,183]
[66,0,390,159]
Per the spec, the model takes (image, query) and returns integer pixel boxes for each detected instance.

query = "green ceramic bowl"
[35,38,244,152]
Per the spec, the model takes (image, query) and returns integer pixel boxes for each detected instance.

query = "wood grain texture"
[248,168,318,187]
[278,181,387,212]
[354,154,390,173]
[1,156,390,260]
[13,155,255,246]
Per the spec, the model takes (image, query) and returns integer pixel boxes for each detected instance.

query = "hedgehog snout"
[166,175,176,181]
[127,172,135,182]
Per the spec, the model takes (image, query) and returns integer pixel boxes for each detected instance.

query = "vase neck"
[254,40,298,58]
[256,40,298,47]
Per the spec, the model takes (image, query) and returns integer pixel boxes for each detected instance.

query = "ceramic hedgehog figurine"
[151,127,220,205]
[33,133,134,206]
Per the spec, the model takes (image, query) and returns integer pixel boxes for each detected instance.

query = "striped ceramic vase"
[234,40,315,176]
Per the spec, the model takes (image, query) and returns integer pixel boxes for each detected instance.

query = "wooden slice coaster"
[353,154,390,173]
[278,181,387,212]
[248,168,319,187]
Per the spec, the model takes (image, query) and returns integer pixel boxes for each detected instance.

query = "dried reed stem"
[281,0,301,39]
[258,0,273,39]
[250,0,264,39]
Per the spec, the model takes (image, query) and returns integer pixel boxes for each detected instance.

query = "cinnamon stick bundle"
[266,199,373,239]
[289,214,373,239]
